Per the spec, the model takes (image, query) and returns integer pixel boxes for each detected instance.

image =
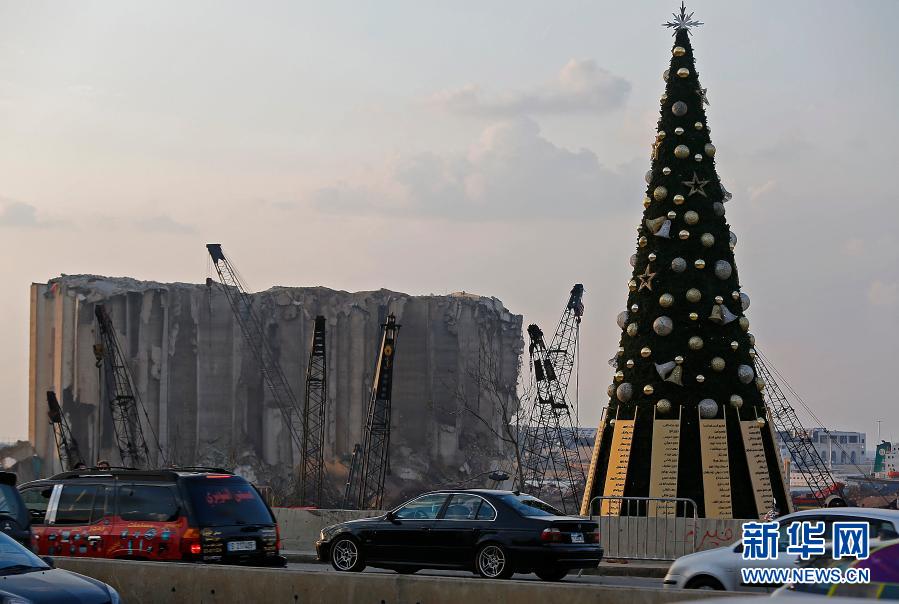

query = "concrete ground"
[285,561,666,588]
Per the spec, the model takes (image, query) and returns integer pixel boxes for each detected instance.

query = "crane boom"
[46,391,85,471]
[205,244,306,465]
[518,323,586,514]
[755,349,844,508]
[344,315,399,510]
[300,315,328,507]
[94,304,163,469]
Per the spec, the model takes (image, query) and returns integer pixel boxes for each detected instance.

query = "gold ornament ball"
[617,346,625,356]
[643,196,651,208]
[715,295,724,304]
[627,322,638,337]
[607,384,616,397]
[639,236,648,247]
[730,394,744,408]
[696,374,705,383]
[757,378,766,391]
[673,194,685,205]
[694,259,706,269]
[674,355,684,365]
[684,210,699,225]
[662,167,672,175]
[656,399,672,413]
[659,293,674,308]
[609,419,616,426]
[630,303,639,313]
[649,252,657,261]
[749,349,757,359]
[748,333,756,346]
[628,279,638,291]
[689,312,699,321]
[688,336,704,350]
[626,359,635,369]
[675,126,685,135]
[730,340,739,351]
[701,233,715,247]
[731,291,741,300]
[658,130,667,139]
[756,417,766,427]
[663,68,670,82]
[686,288,701,302]
[694,121,703,130]
[711,357,726,371]
[739,317,750,331]
[653,185,668,201]
[705,143,716,157]
[660,93,668,103]
[640,347,652,358]
[674,144,690,159]
[643,384,655,395]
[694,153,703,162]
[679,229,690,240]
[673,46,686,57]
[667,210,677,220]
[677,67,690,78]
[614,370,625,382]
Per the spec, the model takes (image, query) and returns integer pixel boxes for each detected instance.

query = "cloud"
[429,59,630,117]
[868,281,898,307]
[309,117,639,221]
[134,215,196,234]
[0,201,64,228]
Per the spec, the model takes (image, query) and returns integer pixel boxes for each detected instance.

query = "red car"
[18,468,285,566]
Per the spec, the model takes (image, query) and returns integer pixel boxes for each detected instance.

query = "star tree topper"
[664,2,703,35]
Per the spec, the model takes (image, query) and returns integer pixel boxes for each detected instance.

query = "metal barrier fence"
[587,496,698,561]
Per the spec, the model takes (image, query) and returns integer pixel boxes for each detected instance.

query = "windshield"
[0,532,48,574]
[498,494,564,517]
[0,485,27,527]
[185,477,274,527]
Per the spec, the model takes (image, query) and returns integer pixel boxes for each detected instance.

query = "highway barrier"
[53,558,748,604]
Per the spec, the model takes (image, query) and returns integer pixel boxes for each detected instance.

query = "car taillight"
[181,528,201,558]
[541,528,563,543]
[591,528,600,543]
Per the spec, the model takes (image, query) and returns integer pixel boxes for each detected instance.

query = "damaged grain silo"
[28,275,524,506]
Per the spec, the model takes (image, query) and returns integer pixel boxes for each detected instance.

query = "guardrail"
[587,496,699,561]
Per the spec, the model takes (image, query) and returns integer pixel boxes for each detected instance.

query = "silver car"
[663,508,899,591]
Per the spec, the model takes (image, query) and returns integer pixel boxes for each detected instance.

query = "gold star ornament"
[682,172,711,197]
[637,264,657,291]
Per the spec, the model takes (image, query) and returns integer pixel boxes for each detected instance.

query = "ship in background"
[845,441,899,506]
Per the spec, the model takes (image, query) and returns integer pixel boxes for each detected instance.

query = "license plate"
[570,532,584,544]
[227,540,257,552]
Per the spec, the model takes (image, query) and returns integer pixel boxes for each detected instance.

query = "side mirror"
[41,556,55,568]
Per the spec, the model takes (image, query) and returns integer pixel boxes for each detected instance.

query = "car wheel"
[685,576,725,590]
[330,537,365,573]
[535,567,568,582]
[476,543,513,579]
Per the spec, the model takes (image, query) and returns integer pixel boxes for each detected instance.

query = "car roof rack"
[167,466,233,474]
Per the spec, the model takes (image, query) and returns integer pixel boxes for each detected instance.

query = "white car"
[663,507,899,591]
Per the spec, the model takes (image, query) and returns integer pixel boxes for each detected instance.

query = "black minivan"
[18,467,285,566]
[0,471,31,549]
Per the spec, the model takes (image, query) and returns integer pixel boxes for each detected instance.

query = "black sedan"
[0,530,121,603]
[316,489,602,580]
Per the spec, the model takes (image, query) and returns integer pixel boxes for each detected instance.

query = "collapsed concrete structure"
[28,275,523,505]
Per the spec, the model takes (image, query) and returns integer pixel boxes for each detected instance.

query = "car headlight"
[107,585,121,604]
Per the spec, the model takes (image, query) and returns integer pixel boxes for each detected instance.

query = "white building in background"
[775,428,868,492]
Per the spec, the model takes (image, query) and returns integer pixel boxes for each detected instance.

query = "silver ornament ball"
[616,382,633,403]
[714,260,733,280]
[653,315,674,336]
[738,364,755,384]
[699,399,719,419]
[672,101,688,117]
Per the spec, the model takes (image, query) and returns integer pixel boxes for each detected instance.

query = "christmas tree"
[581,4,790,519]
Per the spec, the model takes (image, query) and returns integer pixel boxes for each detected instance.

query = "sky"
[1,1,898,446]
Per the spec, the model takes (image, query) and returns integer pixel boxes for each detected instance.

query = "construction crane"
[205,244,306,470]
[343,315,400,510]
[46,391,85,471]
[94,304,164,469]
[518,323,587,514]
[300,316,328,507]
[544,284,584,417]
[755,349,846,508]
